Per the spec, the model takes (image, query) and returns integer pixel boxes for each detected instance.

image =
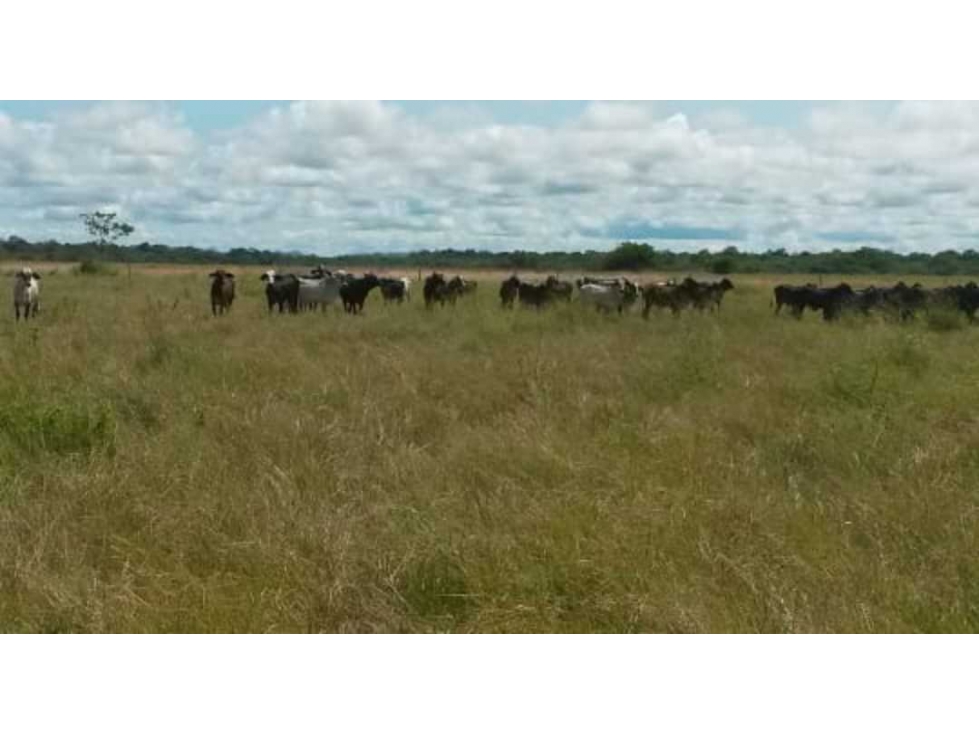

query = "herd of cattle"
[248,269,736,317]
[772,281,979,321]
[207,267,413,316]
[9,265,979,325]
[497,274,734,317]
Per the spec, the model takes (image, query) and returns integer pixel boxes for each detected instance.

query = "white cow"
[13,268,40,321]
[297,273,342,312]
[578,282,628,313]
[400,277,412,301]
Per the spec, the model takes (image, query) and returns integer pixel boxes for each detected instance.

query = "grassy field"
[1,264,978,632]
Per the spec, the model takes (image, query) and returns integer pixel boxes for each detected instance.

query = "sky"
[2,100,977,255]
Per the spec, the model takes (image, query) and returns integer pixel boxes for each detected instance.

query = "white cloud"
[3,101,979,253]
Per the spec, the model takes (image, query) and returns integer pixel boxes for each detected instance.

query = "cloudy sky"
[2,100,979,255]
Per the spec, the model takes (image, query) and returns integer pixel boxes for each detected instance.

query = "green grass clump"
[1,267,978,632]
[925,307,966,332]
[0,398,114,458]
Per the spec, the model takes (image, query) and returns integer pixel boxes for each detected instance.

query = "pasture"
[1,264,978,632]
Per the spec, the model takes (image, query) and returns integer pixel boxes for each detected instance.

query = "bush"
[75,260,116,276]
[601,242,656,271]
[710,258,734,275]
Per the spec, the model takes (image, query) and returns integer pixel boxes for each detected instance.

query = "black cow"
[672,277,732,312]
[444,276,476,303]
[702,278,734,311]
[379,277,407,304]
[545,275,574,302]
[850,286,885,315]
[424,272,449,308]
[260,270,300,314]
[209,270,236,316]
[642,277,726,317]
[955,282,979,321]
[772,283,819,317]
[815,284,856,320]
[500,275,520,308]
[881,281,928,320]
[642,282,681,318]
[517,280,552,308]
[340,274,380,314]
[931,281,979,321]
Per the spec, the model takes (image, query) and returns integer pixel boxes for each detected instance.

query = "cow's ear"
[225,273,235,279]
[33,273,41,280]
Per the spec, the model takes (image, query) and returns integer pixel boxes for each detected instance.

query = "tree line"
[5,235,979,276]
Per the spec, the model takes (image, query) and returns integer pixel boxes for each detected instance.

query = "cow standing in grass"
[340,274,380,314]
[578,282,630,313]
[13,268,40,321]
[545,275,574,302]
[297,271,343,312]
[379,277,408,304]
[209,270,236,316]
[260,270,300,314]
[518,280,552,308]
[500,275,520,308]
[446,276,476,303]
[771,282,854,321]
[424,272,449,308]
[772,284,817,317]
[642,281,687,317]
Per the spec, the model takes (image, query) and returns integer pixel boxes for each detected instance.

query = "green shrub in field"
[75,260,117,276]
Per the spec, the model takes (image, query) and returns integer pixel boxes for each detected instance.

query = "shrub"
[710,258,735,275]
[75,260,116,276]
[601,242,656,271]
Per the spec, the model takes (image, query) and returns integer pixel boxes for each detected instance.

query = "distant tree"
[602,242,656,271]
[710,258,734,275]
[80,211,135,249]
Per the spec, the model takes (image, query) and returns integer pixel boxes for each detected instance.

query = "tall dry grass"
[0,267,977,632]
